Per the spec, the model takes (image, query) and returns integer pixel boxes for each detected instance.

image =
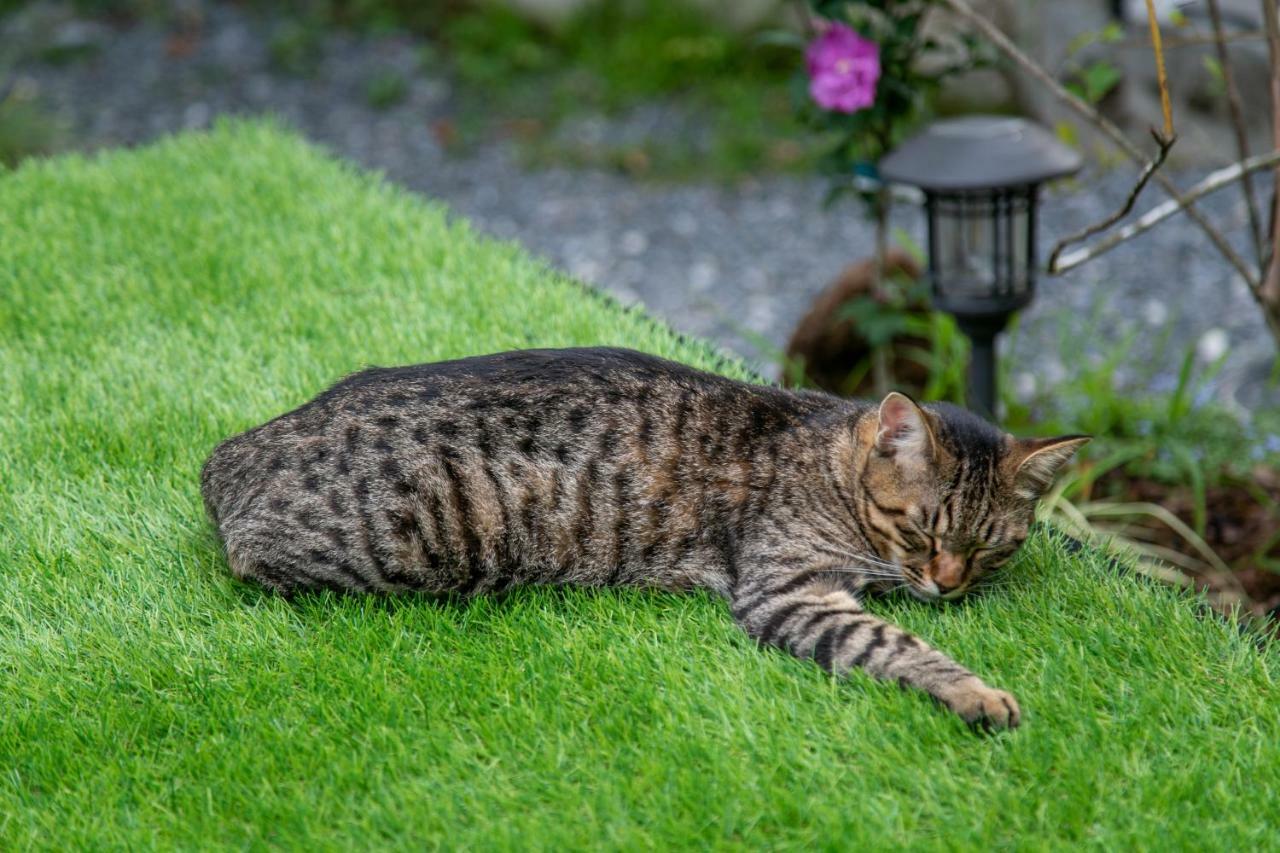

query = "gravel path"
[8,1,1276,411]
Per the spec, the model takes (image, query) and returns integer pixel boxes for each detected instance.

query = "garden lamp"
[879,116,1082,421]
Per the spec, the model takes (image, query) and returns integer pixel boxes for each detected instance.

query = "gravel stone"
[9,0,1277,412]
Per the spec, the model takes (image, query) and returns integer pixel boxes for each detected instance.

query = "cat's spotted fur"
[201,347,1086,730]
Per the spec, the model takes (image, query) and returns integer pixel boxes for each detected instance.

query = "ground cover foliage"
[362,0,817,180]
[0,0,820,180]
[2,122,1279,848]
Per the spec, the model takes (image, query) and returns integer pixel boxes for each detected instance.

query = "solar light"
[880,116,1083,420]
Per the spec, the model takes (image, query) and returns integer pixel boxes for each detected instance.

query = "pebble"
[1198,328,1230,364]
[619,230,649,257]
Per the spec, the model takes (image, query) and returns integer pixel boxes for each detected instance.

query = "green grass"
[2,121,1278,848]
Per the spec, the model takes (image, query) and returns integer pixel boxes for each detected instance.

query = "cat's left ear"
[1010,435,1091,499]
[874,392,937,470]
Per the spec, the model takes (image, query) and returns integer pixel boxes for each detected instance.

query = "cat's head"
[858,392,1088,602]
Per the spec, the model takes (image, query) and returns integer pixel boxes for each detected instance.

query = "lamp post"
[879,116,1082,421]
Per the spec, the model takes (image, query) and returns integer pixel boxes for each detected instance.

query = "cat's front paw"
[940,678,1021,732]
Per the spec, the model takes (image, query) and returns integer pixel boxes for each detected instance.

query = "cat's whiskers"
[841,554,904,574]
[821,567,902,579]
[855,554,900,569]
[817,544,900,568]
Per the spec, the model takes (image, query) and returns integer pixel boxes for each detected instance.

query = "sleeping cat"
[201,347,1087,731]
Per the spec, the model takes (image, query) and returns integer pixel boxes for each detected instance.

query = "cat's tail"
[199,433,254,533]
[199,444,228,531]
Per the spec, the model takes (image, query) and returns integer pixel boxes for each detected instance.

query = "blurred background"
[0,1,1272,400]
[3,0,1279,619]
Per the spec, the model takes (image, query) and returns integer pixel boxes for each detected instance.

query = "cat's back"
[200,348,838,594]
[203,348,810,487]
[315,346,740,408]
[219,346,812,439]
[209,347,769,452]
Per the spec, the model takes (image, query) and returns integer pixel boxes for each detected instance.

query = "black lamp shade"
[879,116,1083,192]
[880,116,1081,322]
[926,186,1036,320]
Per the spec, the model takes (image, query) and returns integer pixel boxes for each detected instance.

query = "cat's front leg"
[730,568,1020,731]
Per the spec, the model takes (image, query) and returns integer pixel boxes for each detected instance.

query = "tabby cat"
[201,347,1087,730]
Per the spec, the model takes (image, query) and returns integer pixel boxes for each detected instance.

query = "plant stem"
[1143,0,1174,139]
[1256,0,1280,344]
[1207,0,1265,265]
[871,182,891,398]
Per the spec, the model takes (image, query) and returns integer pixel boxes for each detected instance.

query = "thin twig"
[1120,30,1267,50]
[1262,0,1280,316]
[1207,0,1265,264]
[1048,129,1176,273]
[1143,0,1174,138]
[1052,149,1280,274]
[936,0,1261,295]
[869,194,892,396]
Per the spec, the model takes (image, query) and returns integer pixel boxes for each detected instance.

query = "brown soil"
[783,249,931,396]
[1093,467,1280,621]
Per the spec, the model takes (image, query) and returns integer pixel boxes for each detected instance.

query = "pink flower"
[806,22,881,114]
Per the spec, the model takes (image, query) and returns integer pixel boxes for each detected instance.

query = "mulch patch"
[1093,468,1280,622]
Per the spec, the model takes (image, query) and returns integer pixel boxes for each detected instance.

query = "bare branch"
[1207,0,1265,264]
[1260,0,1280,342]
[1120,30,1266,51]
[1046,0,1180,276]
[936,0,1262,293]
[1052,149,1280,274]
[1049,129,1176,274]
[1143,0,1174,138]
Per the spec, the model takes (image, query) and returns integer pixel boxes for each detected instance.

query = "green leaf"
[1167,346,1198,425]
[891,233,925,266]
[1081,60,1123,103]
[1055,120,1081,148]
[1202,54,1225,85]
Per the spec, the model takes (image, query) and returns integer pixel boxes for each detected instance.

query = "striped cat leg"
[731,572,1020,731]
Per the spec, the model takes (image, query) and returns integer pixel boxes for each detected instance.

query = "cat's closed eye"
[973,542,1022,569]
[899,528,933,553]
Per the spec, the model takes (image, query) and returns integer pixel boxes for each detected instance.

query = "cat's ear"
[874,392,935,467]
[1010,435,1091,499]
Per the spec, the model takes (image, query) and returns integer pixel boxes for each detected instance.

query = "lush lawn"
[1,122,1277,849]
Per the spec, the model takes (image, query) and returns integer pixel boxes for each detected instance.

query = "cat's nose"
[929,552,965,592]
